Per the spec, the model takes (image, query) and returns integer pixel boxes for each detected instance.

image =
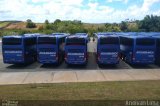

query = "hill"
[1,21,105,31]
[0,21,22,29]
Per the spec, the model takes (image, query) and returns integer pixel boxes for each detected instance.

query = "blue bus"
[37,34,68,64]
[95,33,120,65]
[65,35,88,65]
[2,35,37,64]
[150,33,160,65]
[120,35,156,65]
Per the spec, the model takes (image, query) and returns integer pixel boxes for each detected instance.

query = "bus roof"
[52,33,70,36]
[4,33,42,38]
[115,32,138,36]
[67,35,88,39]
[95,32,117,37]
[3,35,38,39]
[96,32,115,35]
[75,33,88,36]
[96,34,119,39]
[151,36,160,39]
[3,35,22,38]
[120,35,156,40]
[24,33,41,36]
[38,34,67,38]
[23,34,40,38]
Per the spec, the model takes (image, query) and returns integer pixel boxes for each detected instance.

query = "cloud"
[0,0,160,23]
[104,0,160,22]
[141,0,160,12]
[106,0,128,4]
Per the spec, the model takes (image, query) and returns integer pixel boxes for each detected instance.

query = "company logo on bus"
[39,52,56,55]
[136,51,154,54]
[4,51,22,54]
[101,52,118,55]
[67,53,84,56]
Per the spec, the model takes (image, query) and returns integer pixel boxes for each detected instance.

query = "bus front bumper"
[65,60,87,65]
[131,60,155,65]
[98,59,119,65]
[38,60,58,64]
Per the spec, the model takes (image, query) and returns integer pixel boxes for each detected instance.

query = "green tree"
[138,15,160,32]
[44,19,52,29]
[54,19,61,24]
[45,19,49,25]
[127,23,139,32]
[105,23,121,32]
[26,19,36,28]
[120,21,128,31]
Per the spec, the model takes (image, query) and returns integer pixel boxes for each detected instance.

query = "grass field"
[0,80,160,100]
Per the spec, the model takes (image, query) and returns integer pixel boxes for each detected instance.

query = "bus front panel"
[97,37,120,64]
[65,38,87,65]
[37,37,58,64]
[133,38,155,64]
[2,38,24,64]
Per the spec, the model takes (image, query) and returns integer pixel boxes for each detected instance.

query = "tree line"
[0,15,159,37]
[27,15,160,35]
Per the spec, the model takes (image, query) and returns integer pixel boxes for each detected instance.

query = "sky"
[0,0,160,23]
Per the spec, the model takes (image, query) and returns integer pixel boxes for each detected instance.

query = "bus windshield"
[100,37,119,45]
[2,38,22,45]
[66,38,85,45]
[136,38,155,46]
[38,37,56,44]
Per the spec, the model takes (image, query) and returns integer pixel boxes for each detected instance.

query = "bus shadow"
[40,64,61,69]
[39,62,88,71]
[39,53,98,70]
[128,64,160,69]
[6,62,39,70]
[155,63,160,67]
[66,64,87,69]
[98,60,131,69]
[98,64,119,69]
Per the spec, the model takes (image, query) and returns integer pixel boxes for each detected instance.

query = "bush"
[26,19,36,28]
[38,25,44,31]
